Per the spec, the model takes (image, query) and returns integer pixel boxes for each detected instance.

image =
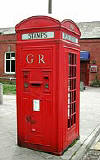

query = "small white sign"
[22,32,54,40]
[33,100,40,111]
[63,32,78,43]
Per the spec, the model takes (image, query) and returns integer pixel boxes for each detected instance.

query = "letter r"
[38,54,45,64]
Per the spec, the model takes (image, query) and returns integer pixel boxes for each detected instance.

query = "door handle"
[26,115,36,124]
[26,115,31,122]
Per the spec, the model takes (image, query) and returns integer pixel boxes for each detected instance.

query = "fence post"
[0,83,3,104]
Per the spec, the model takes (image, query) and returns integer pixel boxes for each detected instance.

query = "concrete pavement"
[0,87,100,160]
[81,133,100,159]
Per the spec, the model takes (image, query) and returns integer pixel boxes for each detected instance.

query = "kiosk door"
[21,48,53,146]
[23,69,52,145]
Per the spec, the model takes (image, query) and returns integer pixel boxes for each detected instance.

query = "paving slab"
[81,127,100,160]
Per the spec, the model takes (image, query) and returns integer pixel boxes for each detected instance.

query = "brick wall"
[79,39,100,84]
[0,34,16,80]
[0,34,100,85]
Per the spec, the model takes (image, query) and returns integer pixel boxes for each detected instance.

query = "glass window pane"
[69,53,71,64]
[74,114,76,124]
[74,91,76,101]
[74,103,76,112]
[11,53,15,60]
[68,53,77,128]
[11,60,15,72]
[11,53,15,57]
[74,55,76,64]
[68,119,71,128]
[6,60,10,72]
[6,53,10,59]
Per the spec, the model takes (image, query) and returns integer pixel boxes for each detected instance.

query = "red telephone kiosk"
[16,16,81,155]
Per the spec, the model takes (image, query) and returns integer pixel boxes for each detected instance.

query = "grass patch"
[3,84,16,95]
[0,80,16,85]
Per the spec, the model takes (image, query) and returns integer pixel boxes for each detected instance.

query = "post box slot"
[30,81,43,87]
[44,76,48,79]
[31,83,41,87]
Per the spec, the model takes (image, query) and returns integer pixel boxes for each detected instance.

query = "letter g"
[26,54,34,64]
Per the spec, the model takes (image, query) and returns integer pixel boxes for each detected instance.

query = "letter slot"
[30,81,43,87]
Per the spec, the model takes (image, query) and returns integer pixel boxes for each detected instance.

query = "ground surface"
[0,87,100,160]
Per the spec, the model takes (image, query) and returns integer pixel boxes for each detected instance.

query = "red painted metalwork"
[16,16,81,155]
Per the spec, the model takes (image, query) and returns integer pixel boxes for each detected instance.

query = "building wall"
[79,39,100,85]
[0,33,100,85]
[0,34,16,80]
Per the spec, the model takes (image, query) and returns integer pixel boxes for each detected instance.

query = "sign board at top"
[22,32,54,40]
[63,32,78,43]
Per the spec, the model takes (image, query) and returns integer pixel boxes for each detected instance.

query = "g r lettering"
[26,54,45,64]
